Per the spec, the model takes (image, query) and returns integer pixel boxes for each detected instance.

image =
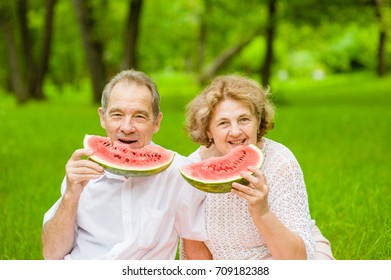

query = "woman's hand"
[231,166,270,218]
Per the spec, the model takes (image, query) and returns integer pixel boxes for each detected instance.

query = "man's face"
[98,81,162,149]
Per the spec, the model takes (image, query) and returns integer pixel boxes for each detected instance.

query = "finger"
[231,183,260,203]
[70,148,94,161]
[67,173,103,187]
[240,170,260,189]
[80,160,105,172]
[66,165,104,184]
[67,159,105,174]
[68,165,104,175]
[246,167,269,190]
[248,167,267,184]
[231,181,256,196]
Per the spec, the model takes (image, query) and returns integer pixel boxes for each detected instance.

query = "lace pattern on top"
[202,138,315,259]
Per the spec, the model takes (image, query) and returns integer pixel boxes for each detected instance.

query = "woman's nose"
[229,124,242,136]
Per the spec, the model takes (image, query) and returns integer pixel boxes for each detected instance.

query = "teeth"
[230,140,244,144]
[120,139,135,144]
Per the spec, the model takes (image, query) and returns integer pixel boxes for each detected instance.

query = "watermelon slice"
[179,144,264,193]
[83,134,175,177]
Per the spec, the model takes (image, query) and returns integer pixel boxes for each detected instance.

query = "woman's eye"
[239,118,250,123]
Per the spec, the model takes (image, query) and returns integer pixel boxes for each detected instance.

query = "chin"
[129,143,143,149]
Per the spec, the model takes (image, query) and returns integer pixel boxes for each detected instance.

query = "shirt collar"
[93,170,127,184]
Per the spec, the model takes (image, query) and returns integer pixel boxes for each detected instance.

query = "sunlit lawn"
[0,72,389,259]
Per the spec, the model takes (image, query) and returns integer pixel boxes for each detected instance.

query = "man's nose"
[120,116,136,133]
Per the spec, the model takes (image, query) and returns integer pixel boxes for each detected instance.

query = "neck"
[200,145,221,160]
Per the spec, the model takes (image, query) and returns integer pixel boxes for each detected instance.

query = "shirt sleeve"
[266,147,315,259]
[173,156,207,241]
[42,176,67,225]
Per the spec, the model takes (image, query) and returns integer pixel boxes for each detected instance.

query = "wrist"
[250,207,272,224]
[63,189,82,204]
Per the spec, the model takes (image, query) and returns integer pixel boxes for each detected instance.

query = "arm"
[231,167,307,260]
[41,191,80,259]
[41,149,104,259]
[183,239,212,260]
[251,208,307,259]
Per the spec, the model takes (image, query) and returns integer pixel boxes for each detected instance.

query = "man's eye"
[134,115,148,122]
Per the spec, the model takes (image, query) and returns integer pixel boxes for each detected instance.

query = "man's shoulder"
[170,152,194,167]
[150,143,194,170]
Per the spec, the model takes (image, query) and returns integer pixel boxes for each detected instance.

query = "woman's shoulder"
[264,137,292,153]
[263,138,299,162]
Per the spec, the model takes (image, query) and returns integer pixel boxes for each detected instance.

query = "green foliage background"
[0,72,390,260]
[1,0,390,87]
[0,0,390,261]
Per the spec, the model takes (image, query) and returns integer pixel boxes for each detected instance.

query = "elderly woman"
[182,74,334,260]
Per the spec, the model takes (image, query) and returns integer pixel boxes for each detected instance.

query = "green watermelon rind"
[88,155,175,177]
[84,134,175,177]
[181,175,250,193]
[179,144,264,193]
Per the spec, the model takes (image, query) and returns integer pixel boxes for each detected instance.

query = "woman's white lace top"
[188,138,315,259]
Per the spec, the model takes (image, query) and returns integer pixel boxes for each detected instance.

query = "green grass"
[0,72,390,259]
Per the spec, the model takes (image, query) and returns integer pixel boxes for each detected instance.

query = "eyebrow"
[215,113,251,121]
[107,107,122,114]
[108,107,151,118]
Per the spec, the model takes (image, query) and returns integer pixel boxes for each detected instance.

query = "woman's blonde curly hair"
[185,74,275,147]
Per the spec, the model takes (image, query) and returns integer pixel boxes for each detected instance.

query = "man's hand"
[65,148,104,197]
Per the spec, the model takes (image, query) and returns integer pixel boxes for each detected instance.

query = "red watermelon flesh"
[179,144,264,193]
[84,134,175,177]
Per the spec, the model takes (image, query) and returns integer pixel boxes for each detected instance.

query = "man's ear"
[153,112,163,134]
[98,107,106,130]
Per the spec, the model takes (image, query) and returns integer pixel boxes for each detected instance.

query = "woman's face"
[207,99,259,156]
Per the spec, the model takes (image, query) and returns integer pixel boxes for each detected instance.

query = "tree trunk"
[17,0,33,82]
[198,28,261,84]
[0,16,29,103]
[196,12,206,73]
[260,0,277,87]
[73,0,107,103]
[121,0,143,70]
[30,0,57,100]
[374,0,387,76]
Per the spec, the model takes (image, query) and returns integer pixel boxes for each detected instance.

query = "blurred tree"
[31,0,56,99]
[0,0,56,103]
[374,0,390,76]
[72,0,146,103]
[0,2,28,103]
[1,0,388,104]
[260,0,277,87]
[281,0,388,76]
[72,0,106,103]
[195,0,265,84]
[121,0,143,70]
[197,28,261,84]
